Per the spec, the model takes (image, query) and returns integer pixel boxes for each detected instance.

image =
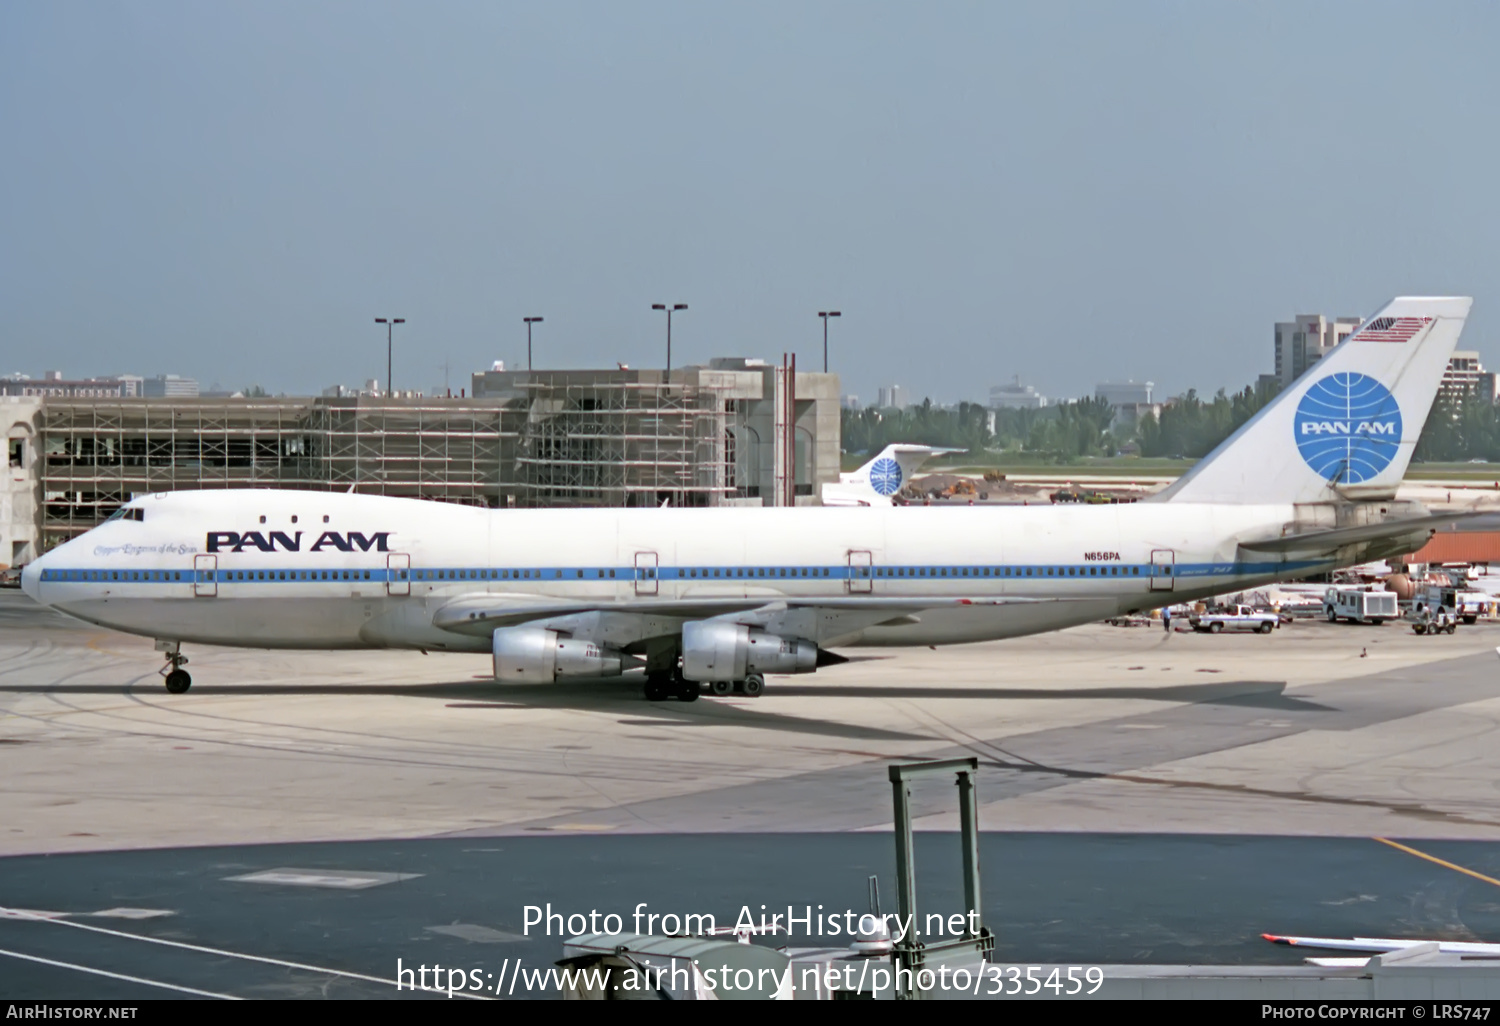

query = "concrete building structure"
[2,372,143,398]
[1274,314,1362,387]
[472,357,839,509]
[141,374,200,398]
[989,377,1047,410]
[876,385,910,411]
[11,359,840,555]
[1,397,42,568]
[1440,351,1498,404]
[1095,380,1159,431]
[1095,381,1154,407]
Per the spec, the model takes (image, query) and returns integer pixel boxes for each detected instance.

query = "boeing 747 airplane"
[21,297,1474,701]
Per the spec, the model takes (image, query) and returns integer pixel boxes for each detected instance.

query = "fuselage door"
[847,550,873,593]
[1149,549,1175,592]
[193,554,217,598]
[635,551,658,595]
[386,553,411,597]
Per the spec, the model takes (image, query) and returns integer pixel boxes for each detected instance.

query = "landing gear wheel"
[1209,622,1224,634]
[675,678,700,702]
[164,669,192,694]
[710,679,734,696]
[644,677,671,702]
[741,673,765,698]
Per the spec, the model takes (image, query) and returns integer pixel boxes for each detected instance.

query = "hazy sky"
[3,2,1497,404]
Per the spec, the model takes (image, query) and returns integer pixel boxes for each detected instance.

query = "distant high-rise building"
[840,394,861,411]
[1095,381,1158,430]
[1095,381,1154,407]
[1441,351,1498,404]
[876,385,909,411]
[142,374,199,398]
[988,376,1047,410]
[1274,314,1361,387]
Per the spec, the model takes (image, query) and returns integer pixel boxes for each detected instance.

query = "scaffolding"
[32,383,739,546]
[305,398,509,499]
[511,374,728,508]
[36,398,517,545]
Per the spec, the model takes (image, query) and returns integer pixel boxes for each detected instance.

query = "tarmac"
[4,590,1500,998]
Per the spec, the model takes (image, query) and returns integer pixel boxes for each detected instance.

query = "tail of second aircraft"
[1155,296,1472,505]
[821,444,964,506]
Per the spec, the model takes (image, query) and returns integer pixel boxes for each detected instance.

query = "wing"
[1263,933,1500,955]
[431,592,1076,648]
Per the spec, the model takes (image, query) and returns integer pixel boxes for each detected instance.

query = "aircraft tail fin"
[822,444,962,506]
[1155,297,1472,505]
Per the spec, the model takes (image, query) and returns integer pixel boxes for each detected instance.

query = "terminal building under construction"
[0,359,839,565]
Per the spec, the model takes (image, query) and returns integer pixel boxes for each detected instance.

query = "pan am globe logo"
[1293,372,1403,485]
[869,457,903,496]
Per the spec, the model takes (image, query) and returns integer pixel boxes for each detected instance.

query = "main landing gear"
[644,668,700,703]
[642,670,768,701]
[156,640,191,694]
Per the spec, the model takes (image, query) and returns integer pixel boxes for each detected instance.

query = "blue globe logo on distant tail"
[869,457,903,496]
[1293,372,1403,485]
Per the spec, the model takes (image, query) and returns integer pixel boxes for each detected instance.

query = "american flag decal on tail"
[1355,316,1431,343]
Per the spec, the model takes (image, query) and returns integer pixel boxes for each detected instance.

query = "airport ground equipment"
[1323,587,1399,624]
[1409,605,1458,635]
[1187,604,1279,634]
[889,757,995,999]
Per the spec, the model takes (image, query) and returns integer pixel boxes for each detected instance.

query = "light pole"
[374,317,405,396]
[523,316,543,371]
[652,303,688,372]
[818,310,841,373]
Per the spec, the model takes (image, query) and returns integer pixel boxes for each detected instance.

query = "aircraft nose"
[20,552,45,602]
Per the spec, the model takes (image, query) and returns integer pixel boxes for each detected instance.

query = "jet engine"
[492,627,627,683]
[680,620,817,682]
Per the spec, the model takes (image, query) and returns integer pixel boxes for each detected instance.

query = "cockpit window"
[104,507,145,522]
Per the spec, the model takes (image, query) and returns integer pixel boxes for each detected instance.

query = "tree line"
[844,383,1500,463]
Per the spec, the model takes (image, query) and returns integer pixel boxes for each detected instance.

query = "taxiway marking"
[0,945,239,999]
[0,905,488,998]
[1372,836,1500,888]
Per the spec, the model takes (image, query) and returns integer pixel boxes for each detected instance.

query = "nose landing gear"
[156,640,191,694]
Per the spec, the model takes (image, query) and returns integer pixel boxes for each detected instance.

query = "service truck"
[1323,587,1400,625]
[1188,604,1280,634]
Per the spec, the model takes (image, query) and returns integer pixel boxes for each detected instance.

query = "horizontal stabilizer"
[1239,512,1483,555]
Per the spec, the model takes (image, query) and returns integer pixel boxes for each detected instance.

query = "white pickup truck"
[1188,604,1280,634]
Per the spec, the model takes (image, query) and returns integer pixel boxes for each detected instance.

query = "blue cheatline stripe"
[39,559,1325,586]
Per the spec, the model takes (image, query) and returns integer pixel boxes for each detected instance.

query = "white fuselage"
[23,489,1333,654]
